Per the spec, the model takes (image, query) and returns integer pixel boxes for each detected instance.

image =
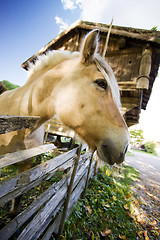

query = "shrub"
[129,127,144,148]
[144,141,157,155]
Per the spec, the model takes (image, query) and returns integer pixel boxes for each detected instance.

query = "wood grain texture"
[0,115,39,134]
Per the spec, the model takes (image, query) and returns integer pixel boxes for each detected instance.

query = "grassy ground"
[58,163,159,240]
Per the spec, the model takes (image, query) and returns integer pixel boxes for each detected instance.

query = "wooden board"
[0,147,77,205]
[0,144,55,168]
[0,145,87,205]
[0,115,39,134]
[16,154,92,240]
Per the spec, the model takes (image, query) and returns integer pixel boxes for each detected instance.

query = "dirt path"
[125,151,160,239]
[126,151,160,191]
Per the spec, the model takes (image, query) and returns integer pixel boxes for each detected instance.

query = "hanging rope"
[102,18,113,58]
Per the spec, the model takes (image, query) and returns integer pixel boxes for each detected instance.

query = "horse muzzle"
[97,138,129,165]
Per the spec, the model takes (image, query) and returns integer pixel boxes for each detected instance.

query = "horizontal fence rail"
[0,115,40,134]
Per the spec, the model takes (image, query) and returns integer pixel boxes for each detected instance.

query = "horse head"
[53,30,129,165]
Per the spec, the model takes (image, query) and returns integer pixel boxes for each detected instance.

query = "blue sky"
[0,0,160,140]
[0,0,78,86]
[0,0,159,86]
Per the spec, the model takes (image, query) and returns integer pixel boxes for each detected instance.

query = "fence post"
[43,124,50,143]
[82,151,94,198]
[94,153,99,175]
[57,143,82,237]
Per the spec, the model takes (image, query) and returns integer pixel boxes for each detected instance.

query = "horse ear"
[81,29,99,64]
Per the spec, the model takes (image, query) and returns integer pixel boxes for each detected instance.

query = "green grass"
[59,164,141,240]
[126,151,134,157]
[132,148,157,156]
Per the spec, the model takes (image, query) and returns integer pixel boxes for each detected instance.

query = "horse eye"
[94,79,107,90]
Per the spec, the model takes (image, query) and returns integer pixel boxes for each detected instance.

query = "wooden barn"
[22,20,160,128]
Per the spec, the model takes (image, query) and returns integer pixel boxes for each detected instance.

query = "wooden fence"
[0,115,99,240]
[44,116,75,139]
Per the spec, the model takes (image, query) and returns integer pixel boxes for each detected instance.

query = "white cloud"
[61,0,77,10]
[61,0,83,10]
[79,0,112,23]
[67,0,160,30]
[55,16,69,33]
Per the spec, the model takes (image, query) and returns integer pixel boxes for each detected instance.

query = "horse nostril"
[98,139,129,165]
[124,143,129,155]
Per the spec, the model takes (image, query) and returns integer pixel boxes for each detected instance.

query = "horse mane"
[94,54,121,107]
[27,49,120,107]
[27,50,80,81]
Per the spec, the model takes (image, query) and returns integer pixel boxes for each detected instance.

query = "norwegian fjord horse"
[0,30,129,214]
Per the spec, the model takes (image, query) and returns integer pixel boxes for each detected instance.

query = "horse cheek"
[55,99,83,130]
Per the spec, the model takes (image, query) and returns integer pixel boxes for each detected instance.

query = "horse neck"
[26,64,67,124]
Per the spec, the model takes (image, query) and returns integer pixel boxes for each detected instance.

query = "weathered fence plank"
[0,115,40,134]
[0,144,55,168]
[58,144,82,237]
[17,179,68,240]
[0,144,87,206]
[0,156,80,240]
[0,178,65,240]
[0,149,95,240]
[44,116,75,138]
[42,159,96,239]
[0,114,97,240]
[82,151,94,197]
[34,155,92,240]
[17,153,92,240]
[0,147,79,205]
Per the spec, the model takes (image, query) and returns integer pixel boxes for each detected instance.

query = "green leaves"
[144,141,157,155]
[129,127,144,148]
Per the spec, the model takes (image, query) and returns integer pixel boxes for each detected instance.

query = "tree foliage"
[2,80,19,90]
[129,127,144,148]
[144,141,156,155]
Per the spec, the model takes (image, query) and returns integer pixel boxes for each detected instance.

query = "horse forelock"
[94,54,121,108]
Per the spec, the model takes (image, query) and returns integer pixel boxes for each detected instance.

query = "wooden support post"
[57,143,82,237]
[139,89,143,113]
[69,135,75,150]
[99,159,102,169]
[43,124,50,143]
[137,46,152,90]
[94,153,99,176]
[102,18,113,58]
[82,151,94,198]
